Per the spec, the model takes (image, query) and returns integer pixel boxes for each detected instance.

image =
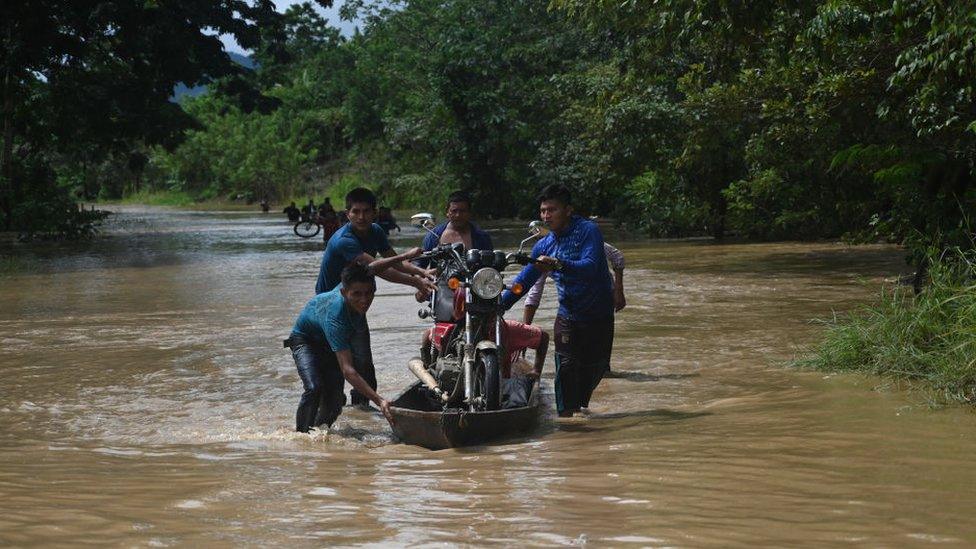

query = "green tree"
[0,0,291,230]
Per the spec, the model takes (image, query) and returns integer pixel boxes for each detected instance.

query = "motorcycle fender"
[475,341,497,352]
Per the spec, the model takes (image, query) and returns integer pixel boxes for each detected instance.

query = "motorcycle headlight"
[471,267,503,299]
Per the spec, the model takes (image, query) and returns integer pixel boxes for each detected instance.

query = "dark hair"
[447,190,472,208]
[341,262,376,290]
[536,183,572,206]
[345,187,377,210]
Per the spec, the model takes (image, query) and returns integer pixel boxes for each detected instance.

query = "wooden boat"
[389,379,542,450]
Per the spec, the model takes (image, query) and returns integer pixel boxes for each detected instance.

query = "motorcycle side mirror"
[517,220,548,254]
[411,213,437,235]
[528,220,547,236]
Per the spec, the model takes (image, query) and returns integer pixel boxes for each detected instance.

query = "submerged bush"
[795,249,976,404]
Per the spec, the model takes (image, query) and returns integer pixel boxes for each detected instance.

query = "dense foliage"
[0,0,292,233]
[4,0,974,258]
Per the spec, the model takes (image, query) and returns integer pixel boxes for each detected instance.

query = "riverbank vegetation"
[796,249,976,404]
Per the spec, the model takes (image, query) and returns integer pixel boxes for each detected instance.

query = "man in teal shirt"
[314,187,435,406]
[287,263,395,432]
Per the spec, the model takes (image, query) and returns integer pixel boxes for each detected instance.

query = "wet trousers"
[292,340,345,432]
[289,324,376,432]
[553,314,614,414]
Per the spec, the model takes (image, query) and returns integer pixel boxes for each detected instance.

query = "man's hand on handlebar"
[535,255,562,273]
[414,275,436,299]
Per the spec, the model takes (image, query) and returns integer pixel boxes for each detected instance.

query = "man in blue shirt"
[286,263,395,432]
[315,187,436,406]
[501,184,614,417]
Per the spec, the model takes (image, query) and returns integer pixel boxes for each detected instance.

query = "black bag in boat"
[501,376,534,409]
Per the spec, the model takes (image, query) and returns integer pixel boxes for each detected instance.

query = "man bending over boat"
[502,184,615,417]
[286,263,395,432]
[315,187,436,406]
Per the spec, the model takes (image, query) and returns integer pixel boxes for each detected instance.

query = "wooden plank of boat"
[390,380,541,450]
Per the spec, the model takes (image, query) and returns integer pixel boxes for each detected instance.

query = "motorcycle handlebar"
[506,252,562,271]
[418,246,562,271]
[417,243,463,260]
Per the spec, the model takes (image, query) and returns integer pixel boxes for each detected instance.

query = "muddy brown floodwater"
[2,207,975,546]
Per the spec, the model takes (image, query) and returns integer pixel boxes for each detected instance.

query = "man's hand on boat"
[378,399,395,425]
[337,349,396,427]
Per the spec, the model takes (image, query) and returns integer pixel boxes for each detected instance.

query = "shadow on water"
[554,409,712,434]
[605,370,701,383]
[639,240,907,279]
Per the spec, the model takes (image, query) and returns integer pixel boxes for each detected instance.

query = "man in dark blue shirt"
[501,184,614,417]
[314,187,436,406]
[286,263,395,432]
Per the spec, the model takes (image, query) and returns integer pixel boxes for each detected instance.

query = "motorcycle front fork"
[462,310,503,411]
[463,308,475,408]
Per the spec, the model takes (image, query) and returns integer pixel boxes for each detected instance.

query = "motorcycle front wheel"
[294,220,321,238]
[474,350,501,411]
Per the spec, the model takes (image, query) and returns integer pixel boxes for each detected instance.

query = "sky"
[220,0,357,54]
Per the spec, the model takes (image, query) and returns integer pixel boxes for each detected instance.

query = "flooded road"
[2,207,975,546]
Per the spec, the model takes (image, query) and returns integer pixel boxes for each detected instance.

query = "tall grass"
[794,248,976,404]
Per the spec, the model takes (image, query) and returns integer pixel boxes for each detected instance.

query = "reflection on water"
[2,206,976,545]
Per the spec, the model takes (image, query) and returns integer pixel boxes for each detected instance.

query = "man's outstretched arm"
[335,349,394,425]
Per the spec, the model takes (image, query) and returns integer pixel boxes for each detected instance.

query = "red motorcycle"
[409,214,547,411]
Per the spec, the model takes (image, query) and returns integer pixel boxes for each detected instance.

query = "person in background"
[376,206,401,235]
[501,184,615,417]
[302,198,316,220]
[285,263,395,432]
[319,197,335,215]
[319,209,342,243]
[315,187,436,406]
[283,202,301,222]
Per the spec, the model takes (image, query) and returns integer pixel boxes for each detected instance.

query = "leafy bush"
[795,248,976,404]
[617,170,707,237]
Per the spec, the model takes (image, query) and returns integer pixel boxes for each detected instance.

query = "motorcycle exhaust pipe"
[408,358,448,402]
